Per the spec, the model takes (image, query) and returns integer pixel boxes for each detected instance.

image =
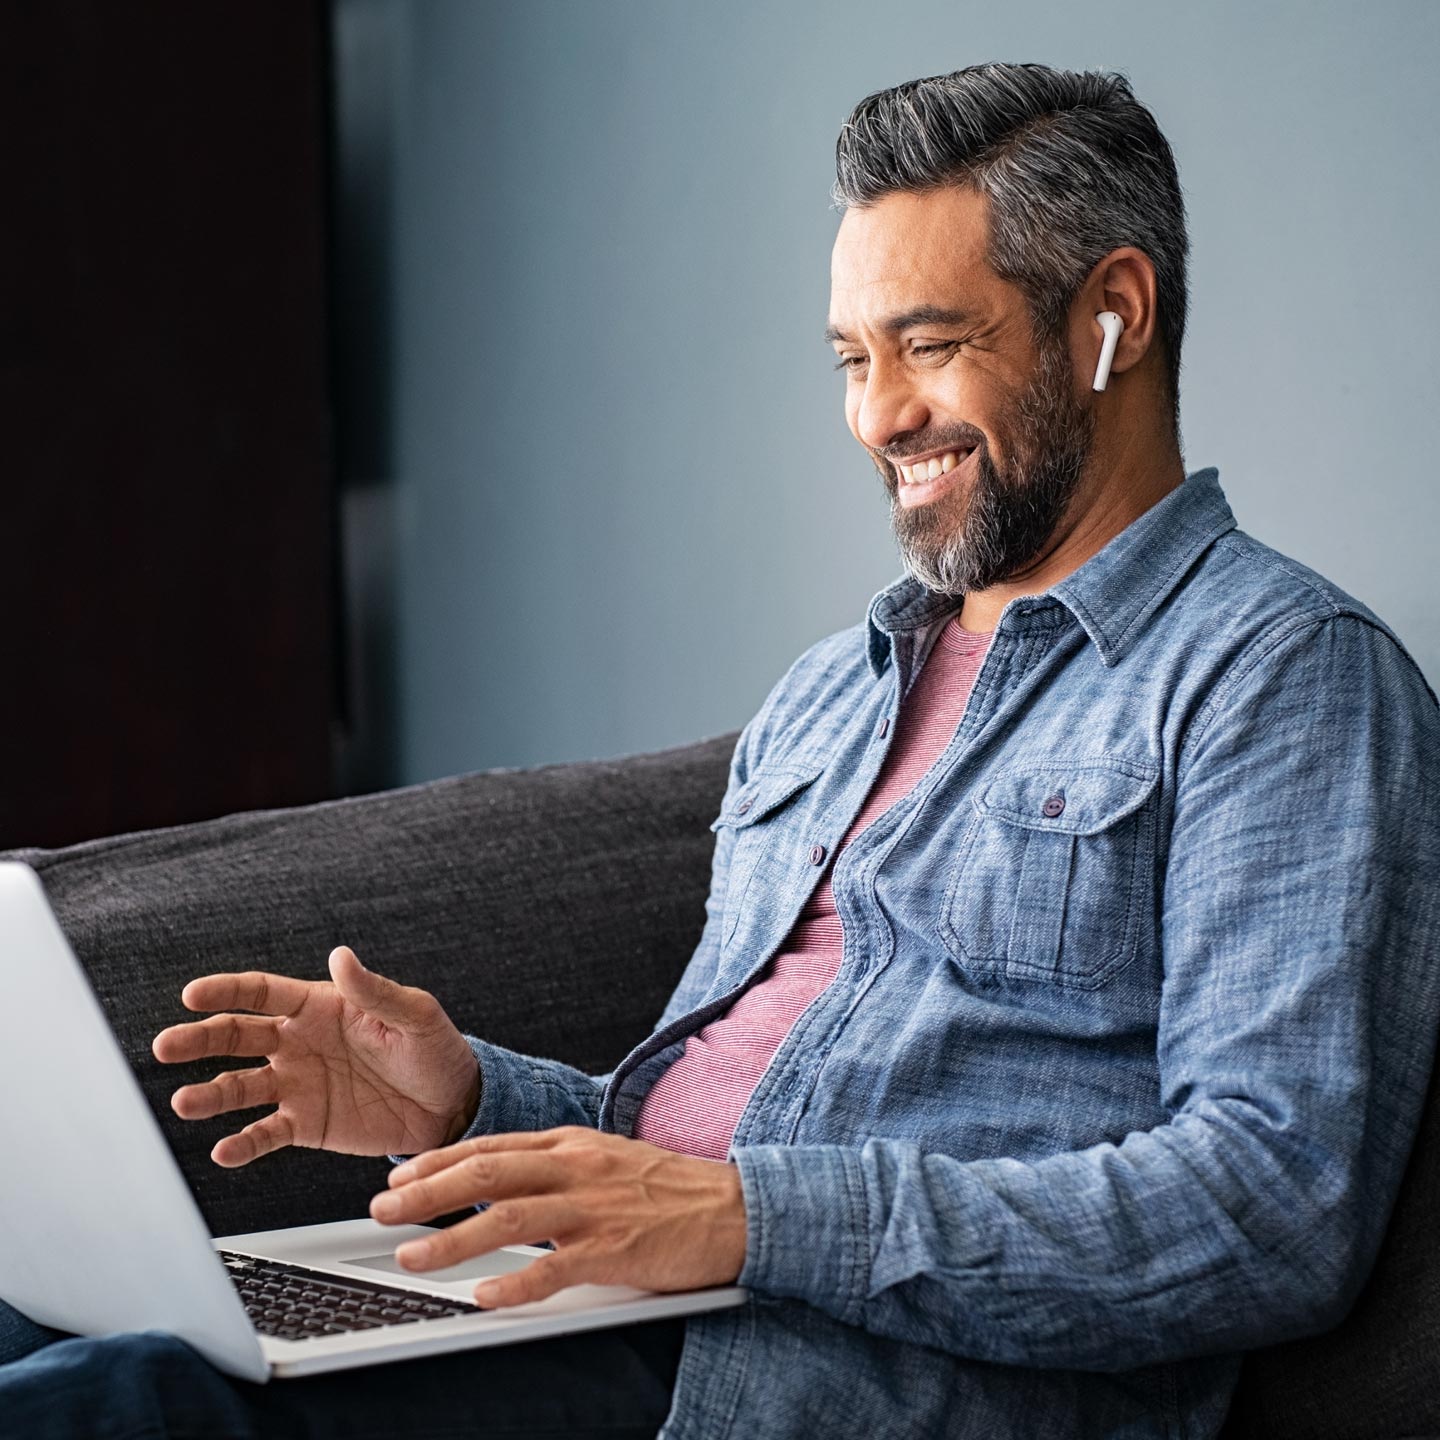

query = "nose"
[852,357,929,452]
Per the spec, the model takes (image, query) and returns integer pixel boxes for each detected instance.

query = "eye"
[832,340,961,373]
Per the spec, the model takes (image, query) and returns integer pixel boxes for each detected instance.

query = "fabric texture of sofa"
[3,733,1436,1437]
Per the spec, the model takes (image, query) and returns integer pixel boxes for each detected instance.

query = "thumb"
[328,945,433,1029]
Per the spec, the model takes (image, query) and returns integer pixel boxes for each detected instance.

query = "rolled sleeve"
[458,1035,605,1140]
[733,1142,871,1324]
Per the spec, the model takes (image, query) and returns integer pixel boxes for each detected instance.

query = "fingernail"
[390,1162,414,1183]
[396,1242,429,1268]
[473,1280,500,1306]
[371,1193,401,1220]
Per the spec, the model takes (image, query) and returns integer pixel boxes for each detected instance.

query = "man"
[2,61,1438,1440]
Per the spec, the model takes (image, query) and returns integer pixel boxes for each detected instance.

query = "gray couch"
[4,734,1436,1436]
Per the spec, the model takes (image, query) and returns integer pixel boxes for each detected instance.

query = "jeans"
[0,1299,684,1439]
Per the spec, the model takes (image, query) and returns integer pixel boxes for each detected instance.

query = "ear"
[1070,247,1159,386]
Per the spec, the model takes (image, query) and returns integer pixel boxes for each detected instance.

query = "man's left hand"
[369,1126,748,1307]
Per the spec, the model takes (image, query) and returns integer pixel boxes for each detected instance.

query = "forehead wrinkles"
[831,230,974,296]
[830,194,993,329]
[833,189,989,270]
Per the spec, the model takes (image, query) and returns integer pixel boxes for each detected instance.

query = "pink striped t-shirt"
[634,611,993,1160]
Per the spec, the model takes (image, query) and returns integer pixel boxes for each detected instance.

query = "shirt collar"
[865,466,1236,676]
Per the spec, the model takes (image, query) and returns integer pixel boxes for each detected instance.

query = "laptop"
[0,861,746,1381]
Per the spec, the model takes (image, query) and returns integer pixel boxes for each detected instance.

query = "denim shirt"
[461,468,1440,1439]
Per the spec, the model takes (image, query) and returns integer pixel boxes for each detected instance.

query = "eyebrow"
[824,305,980,345]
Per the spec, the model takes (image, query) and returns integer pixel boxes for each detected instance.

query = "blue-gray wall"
[332,0,1439,790]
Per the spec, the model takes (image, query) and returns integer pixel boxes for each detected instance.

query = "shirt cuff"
[732,1142,872,1324]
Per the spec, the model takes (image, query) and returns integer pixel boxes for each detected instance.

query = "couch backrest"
[1,733,738,1239]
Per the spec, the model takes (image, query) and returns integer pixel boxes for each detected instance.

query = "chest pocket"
[710,759,826,946]
[938,757,1159,989]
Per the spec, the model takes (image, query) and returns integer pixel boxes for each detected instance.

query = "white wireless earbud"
[1092,311,1123,391]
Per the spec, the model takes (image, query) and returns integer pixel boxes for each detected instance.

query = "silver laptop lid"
[0,862,267,1381]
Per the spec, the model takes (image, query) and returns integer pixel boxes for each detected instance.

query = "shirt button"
[809,844,827,865]
[737,800,752,814]
[877,717,890,737]
[1042,794,1066,818]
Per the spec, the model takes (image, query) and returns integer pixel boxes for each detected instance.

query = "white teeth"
[899,448,971,484]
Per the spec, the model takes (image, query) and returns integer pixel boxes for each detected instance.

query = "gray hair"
[833,63,1189,440]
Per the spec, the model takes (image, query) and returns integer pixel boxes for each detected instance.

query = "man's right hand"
[151,946,481,1168]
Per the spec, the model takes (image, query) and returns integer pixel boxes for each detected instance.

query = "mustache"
[875,426,986,467]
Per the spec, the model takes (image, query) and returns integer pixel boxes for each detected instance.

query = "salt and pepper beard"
[877,328,1097,597]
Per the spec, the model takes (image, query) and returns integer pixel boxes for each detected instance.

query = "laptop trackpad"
[341,1248,537,1286]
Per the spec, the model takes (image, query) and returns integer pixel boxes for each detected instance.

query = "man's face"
[827,187,1095,596]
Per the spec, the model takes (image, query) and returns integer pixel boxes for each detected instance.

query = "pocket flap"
[710,760,825,832]
[973,759,1158,836]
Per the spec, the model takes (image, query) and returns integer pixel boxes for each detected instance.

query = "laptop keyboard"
[218,1250,481,1343]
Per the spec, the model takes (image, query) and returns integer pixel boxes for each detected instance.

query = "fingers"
[374,1131,744,1309]
[170,1064,279,1121]
[389,1128,586,1187]
[152,1013,280,1064]
[210,1110,297,1169]
[471,1252,580,1309]
[393,1199,580,1273]
[327,946,445,1032]
[371,1151,564,1227]
[178,970,314,1017]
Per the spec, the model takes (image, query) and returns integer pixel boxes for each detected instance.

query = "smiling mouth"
[893,446,978,506]
[894,446,976,486]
